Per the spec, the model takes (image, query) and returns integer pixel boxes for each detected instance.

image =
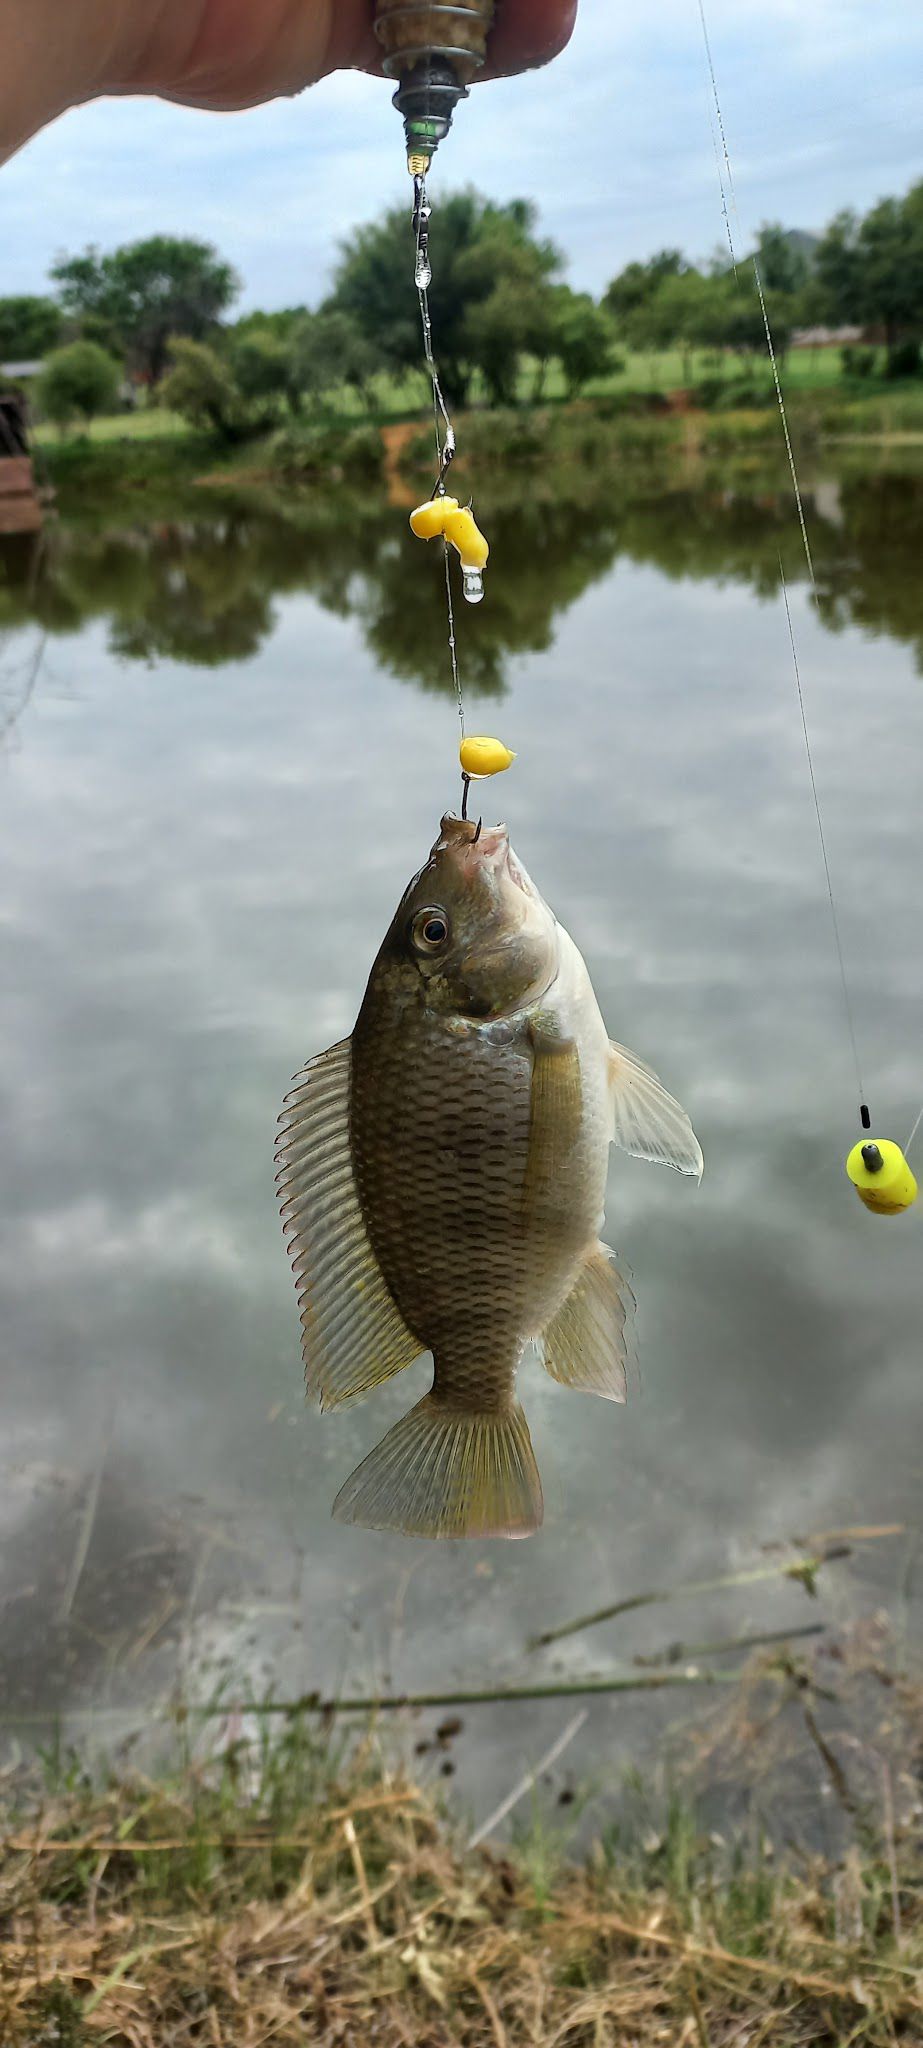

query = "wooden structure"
[0,392,43,535]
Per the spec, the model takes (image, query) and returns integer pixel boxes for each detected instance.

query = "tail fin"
[332,1394,543,1540]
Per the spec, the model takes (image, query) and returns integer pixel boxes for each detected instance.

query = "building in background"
[0,383,44,535]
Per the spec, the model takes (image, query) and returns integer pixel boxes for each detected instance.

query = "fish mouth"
[506,848,537,899]
[437,814,540,901]
[432,813,557,1011]
[439,812,509,865]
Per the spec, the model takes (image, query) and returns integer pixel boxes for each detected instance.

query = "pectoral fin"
[608,1041,703,1180]
[542,1242,636,1403]
[276,1039,420,1410]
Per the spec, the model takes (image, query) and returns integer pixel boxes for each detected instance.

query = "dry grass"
[2,1645,923,2048]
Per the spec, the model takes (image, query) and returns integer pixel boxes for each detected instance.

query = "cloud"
[1,0,920,306]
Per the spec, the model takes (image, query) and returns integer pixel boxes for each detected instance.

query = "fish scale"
[351,1010,536,1409]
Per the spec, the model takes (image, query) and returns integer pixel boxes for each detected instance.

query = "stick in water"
[527,1549,855,1652]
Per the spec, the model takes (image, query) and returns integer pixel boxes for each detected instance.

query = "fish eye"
[411,907,450,954]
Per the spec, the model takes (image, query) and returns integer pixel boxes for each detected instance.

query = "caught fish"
[277,815,702,1541]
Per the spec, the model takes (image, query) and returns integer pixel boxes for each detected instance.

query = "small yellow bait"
[442,505,490,573]
[845,1138,918,1216]
[410,496,459,540]
[410,496,490,603]
[460,736,516,780]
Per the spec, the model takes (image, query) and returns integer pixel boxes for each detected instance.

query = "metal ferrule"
[393,55,468,158]
[375,0,495,160]
[375,0,494,72]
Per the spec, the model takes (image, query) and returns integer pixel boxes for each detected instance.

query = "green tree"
[816,184,923,370]
[229,329,298,415]
[37,340,121,428]
[160,338,243,440]
[697,270,794,363]
[752,223,809,295]
[230,307,308,344]
[460,278,536,405]
[623,265,793,383]
[0,295,62,362]
[289,309,382,408]
[331,191,561,406]
[547,287,616,396]
[603,250,685,343]
[454,220,559,404]
[635,270,712,380]
[51,236,239,383]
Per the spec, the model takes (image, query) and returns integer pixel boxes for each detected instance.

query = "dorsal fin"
[276,1039,420,1410]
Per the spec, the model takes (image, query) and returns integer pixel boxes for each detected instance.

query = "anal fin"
[332,1395,543,1540]
[542,1242,636,1404]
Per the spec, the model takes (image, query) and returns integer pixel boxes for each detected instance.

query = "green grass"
[27,348,876,452]
[288,345,886,412]
[2,1698,921,2048]
[30,335,921,440]
[32,349,923,508]
[34,404,191,445]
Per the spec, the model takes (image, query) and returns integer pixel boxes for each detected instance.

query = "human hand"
[2,0,577,161]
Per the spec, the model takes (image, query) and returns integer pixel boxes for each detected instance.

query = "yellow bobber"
[845,1138,918,1216]
[460,736,516,780]
[409,496,458,541]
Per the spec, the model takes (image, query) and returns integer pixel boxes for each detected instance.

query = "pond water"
[1,446,921,1841]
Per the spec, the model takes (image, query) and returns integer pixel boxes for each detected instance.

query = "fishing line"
[413,172,466,743]
[905,1103,923,1160]
[695,0,866,1117]
[779,564,865,1105]
[705,101,737,279]
[696,0,816,595]
[696,21,736,279]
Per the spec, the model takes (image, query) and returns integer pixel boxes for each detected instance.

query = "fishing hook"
[434,436,456,497]
[461,773,471,820]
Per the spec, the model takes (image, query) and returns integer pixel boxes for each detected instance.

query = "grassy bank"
[2,1647,922,2047]
[35,426,227,515]
[30,347,918,440]
[35,376,923,518]
[2,1749,919,2045]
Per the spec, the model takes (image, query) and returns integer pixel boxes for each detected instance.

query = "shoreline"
[34,388,923,511]
[3,1662,920,2047]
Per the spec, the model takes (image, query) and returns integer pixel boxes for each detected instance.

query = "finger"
[483,0,578,77]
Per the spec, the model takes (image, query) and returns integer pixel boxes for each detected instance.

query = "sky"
[2,0,922,313]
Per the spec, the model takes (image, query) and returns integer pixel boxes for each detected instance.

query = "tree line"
[1,176,920,434]
[605,182,923,383]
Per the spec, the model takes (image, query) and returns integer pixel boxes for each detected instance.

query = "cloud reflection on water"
[0,453,920,1820]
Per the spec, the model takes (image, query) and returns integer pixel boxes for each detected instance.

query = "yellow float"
[845,1138,918,1217]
